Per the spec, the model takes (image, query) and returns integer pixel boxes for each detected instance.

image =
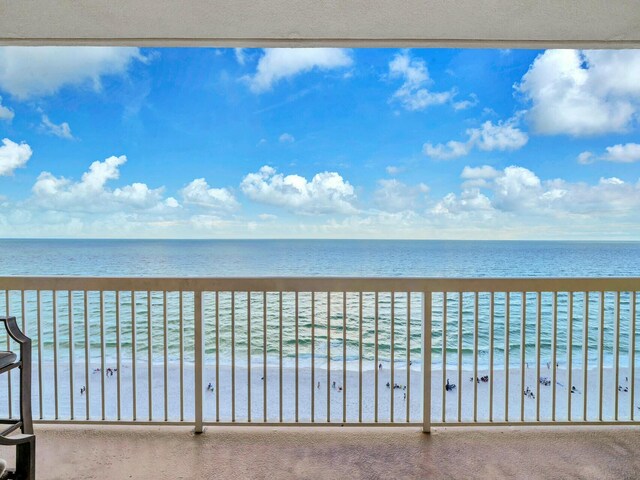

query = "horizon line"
[1,237,639,243]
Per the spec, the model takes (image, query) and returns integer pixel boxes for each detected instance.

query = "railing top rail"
[0,276,639,292]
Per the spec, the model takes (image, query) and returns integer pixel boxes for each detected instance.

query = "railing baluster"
[406,292,411,423]
[132,291,137,421]
[162,291,167,422]
[20,290,25,333]
[279,291,283,423]
[263,291,267,422]
[178,291,183,422]
[552,292,557,422]
[84,291,90,420]
[442,292,447,423]
[391,292,395,422]
[536,292,541,422]
[117,291,122,421]
[505,293,510,422]
[422,291,432,433]
[147,291,152,421]
[614,291,620,421]
[457,293,462,423]
[631,292,636,422]
[37,290,43,420]
[69,291,74,420]
[194,290,204,433]
[295,291,299,423]
[473,292,478,423]
[248,292,252,423]
[568,292,573,422]
[21,290,26,417]
[599,291,605,421]
[489,292,494,423]
[374,291,379,423]
[520,292,525,423]
[342,292,347,424]
[100,291,105,421]
[583,292,589,421]
[311,291,315,423]
[215,291,220,423]
[53,290,58,420]
[5,290,11,419]
[231,291,236,422]
[358,292,363,424]
[327,291,331,423]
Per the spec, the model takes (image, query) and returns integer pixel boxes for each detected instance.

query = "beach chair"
[0,316,35,480]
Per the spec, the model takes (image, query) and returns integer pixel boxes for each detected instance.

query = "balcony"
[0,276,637,427]
[0,275,638,477]
[33,423,640,479]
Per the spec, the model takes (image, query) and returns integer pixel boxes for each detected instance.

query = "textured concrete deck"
[6,425,640,479]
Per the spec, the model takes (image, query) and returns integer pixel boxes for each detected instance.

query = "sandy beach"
[1,359,637,424]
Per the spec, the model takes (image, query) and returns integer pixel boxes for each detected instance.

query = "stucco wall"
[1,0,639,47]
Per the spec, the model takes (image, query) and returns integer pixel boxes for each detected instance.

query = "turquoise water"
[0,239,639,367]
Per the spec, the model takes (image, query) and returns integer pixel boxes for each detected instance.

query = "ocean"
[1,239,639,368]
[2,239,640,277]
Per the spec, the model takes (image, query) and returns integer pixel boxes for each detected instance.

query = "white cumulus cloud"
[517,49,640,136]
[0,47,147,99]
[461,165,500,180]
[578,143,640,164]
[469,118,528,152]
[460,165,501,188]
[245,48,352,93]
[424,117,528,160]
[435,164,640,221]
[241,165,357,214]
[432,188,493,217]
[388,52,453,111]
[180,178,239,211]
[0,138,32,176]
[602,143,640,163]
[31,155,165,212]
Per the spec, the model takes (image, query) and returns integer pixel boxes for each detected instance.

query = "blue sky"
[0,47,639,239]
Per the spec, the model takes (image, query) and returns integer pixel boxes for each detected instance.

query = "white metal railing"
[0,277,639,432]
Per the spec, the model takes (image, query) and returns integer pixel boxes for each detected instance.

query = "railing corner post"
[422,290,432,434]
[194,289,205,434]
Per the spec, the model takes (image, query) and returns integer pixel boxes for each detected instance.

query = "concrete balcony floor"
[8,425,640,479]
